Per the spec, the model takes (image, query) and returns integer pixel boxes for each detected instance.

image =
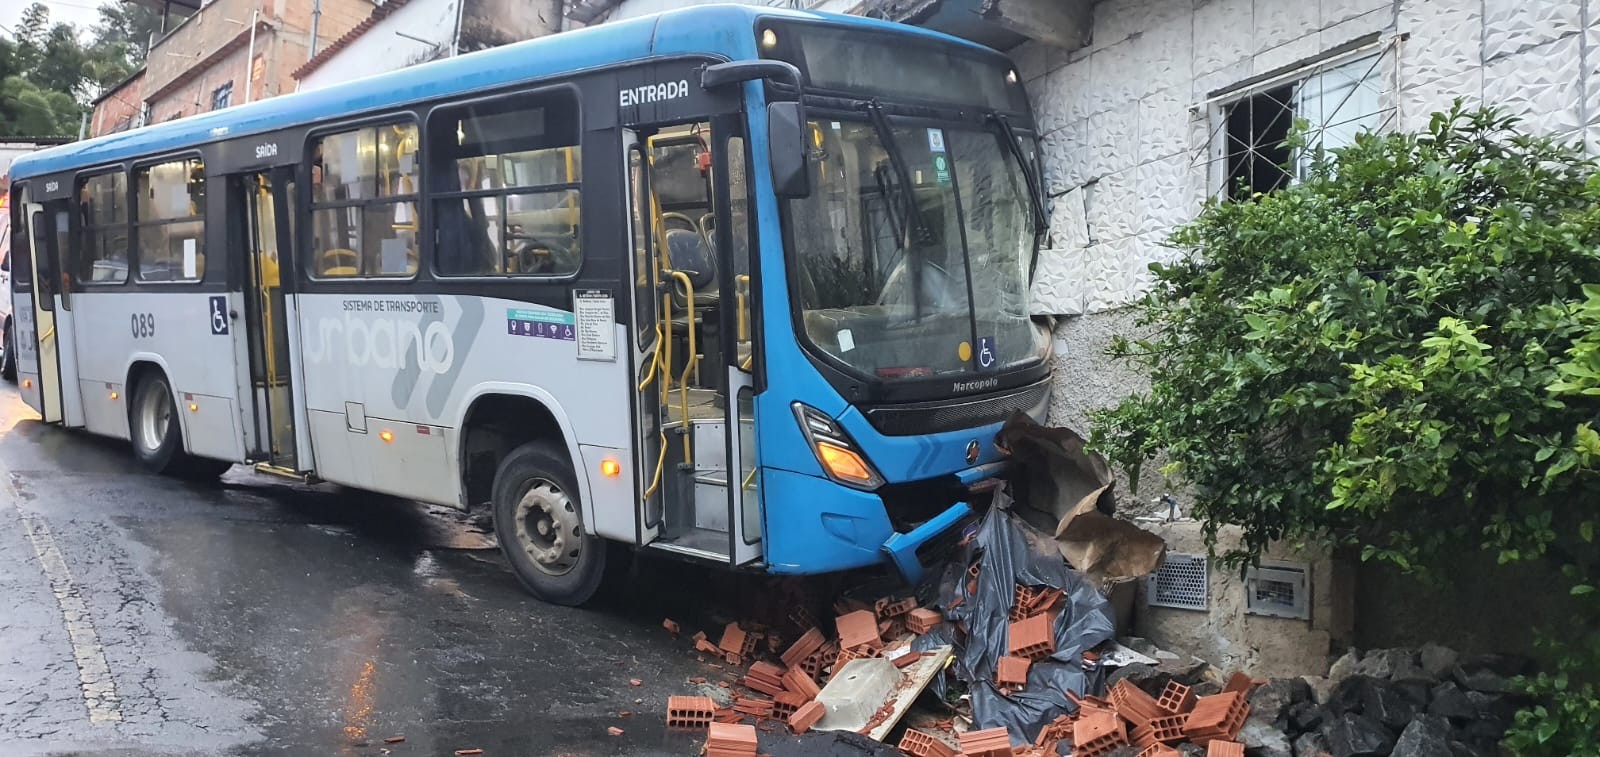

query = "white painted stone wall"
[295,0,462,92]
[1024,0,1600,317]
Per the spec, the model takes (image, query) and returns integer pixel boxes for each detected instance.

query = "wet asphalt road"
[0,384,876,757]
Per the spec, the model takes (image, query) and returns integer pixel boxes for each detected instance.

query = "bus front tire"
[128,372,227,480]
[492,440,607,606]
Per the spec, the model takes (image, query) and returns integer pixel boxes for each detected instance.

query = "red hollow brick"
[1157,680,1196,715]
[666,695,716,728]
[898,728,959,757]
[1130,714,1188,748]
[996,656,1031,688]
[707,721,759,756]
[772,691,808,720]
[1136,745,1181,757]
[1075,710,1130,757]
[1007,613,1056,661]
[782,667,821,699]
[906,608,942,634]
[662,618,680,636]
[1110,679,1166,727]
[780,627,825,668]
[1206,741,1245,757]
[836,610,880,651]
[1183,692,1250,745]
[958,726,1012,757]
[787,700,825,734]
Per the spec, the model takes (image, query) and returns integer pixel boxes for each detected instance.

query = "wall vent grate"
[1146,552,1208,611]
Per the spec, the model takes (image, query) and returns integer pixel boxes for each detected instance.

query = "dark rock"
[1328,649,1362,684]
[1106,663,1158,688]
[1459,718,1510,745]
[1392,679,1432,709]
[1322,713,1396,757]
[1102,748,1140,757]
[1462,690,1514,724]
[1447,740,1491,757]
[1363,681,1421,730]
[1353,649,1411,680]
[1426,682,1476,721]
[1391,653,1428,683]
[1178,745,1208,757]
[1328,676,1384,716]
[1157,657,1213,686]
[1390,715,1453,757]
[1240,715,1294,757]
[1294,731,1332,757]
[1251,678,1311,722]
[1304,676,1336,705]
[1289,700,1325,733]
[1451,666,1510,694]
[1193,681,1223,697]
[1419,643,1458,680]
[1460,653,1530,678]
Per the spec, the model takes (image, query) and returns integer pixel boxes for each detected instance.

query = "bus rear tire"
[1,320,15,383]
[128,371,226,479]
[492,440,606,606]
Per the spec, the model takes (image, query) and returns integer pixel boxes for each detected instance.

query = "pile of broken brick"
[663,592,950,752]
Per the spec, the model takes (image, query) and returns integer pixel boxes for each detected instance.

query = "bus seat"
[320,248,358,277]
[664,228,717,304]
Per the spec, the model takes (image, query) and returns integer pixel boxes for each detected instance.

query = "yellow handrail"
[668,270,698,466]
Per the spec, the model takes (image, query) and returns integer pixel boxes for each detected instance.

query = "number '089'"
[131,313,156,339]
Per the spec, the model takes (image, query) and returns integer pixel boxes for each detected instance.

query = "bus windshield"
[788,117,1047,383]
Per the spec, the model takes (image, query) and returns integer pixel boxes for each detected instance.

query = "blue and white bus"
[6,4,1051,605]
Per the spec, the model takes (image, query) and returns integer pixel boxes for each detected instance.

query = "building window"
[211,82,233,111]
[76,172,130,283]
[1216,52,1390,198]
[427,89,582,277]
[308,122,420,277]
[134,158,206,282]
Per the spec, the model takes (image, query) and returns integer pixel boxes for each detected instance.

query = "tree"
[1092,105,1600,755]
[94,2,187,64]
[0,1,169,137]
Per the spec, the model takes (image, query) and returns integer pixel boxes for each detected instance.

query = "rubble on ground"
[648,417,1518,757]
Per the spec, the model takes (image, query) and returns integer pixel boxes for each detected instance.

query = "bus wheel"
[1,320,14,382]
[129,372,186,474]
[492,441,606,606]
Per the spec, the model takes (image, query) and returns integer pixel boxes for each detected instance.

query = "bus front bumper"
[762,462,1005,583]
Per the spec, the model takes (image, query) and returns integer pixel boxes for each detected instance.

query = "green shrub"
[1091,105,1599,754]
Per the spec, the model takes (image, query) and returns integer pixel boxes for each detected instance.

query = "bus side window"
[428,89,581,277]
[10,187,32,292]
[134,157,207,282]
[76,172,130,284]
[309,122,420,278]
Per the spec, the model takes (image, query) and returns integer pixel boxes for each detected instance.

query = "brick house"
[91,0,373,136]
[89,69,148,137]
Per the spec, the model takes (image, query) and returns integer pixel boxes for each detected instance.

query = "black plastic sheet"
[911,498,1115,745]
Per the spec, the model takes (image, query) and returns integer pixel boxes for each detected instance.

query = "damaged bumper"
[763,461,1006,582]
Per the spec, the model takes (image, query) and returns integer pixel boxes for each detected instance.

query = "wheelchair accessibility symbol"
[209,296,229,335]
[977,336,996,370]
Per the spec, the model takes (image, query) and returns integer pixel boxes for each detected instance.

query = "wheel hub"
[512,479,580,576]
[137,386,171,454]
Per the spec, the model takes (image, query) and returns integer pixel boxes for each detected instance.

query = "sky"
[0,0,118,40]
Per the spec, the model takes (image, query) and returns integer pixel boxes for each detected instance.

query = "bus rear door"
[230,167,307,473]
[21,192,61,423]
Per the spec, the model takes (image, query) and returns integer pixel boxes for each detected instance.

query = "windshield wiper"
[988,112,1049,237]
[861,100,933,247]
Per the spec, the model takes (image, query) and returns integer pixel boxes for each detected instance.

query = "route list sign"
[574,289,616,362]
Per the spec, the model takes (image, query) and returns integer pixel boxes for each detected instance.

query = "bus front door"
[628,120,763,566]
[235,170,303,472]
[24,199,62,423]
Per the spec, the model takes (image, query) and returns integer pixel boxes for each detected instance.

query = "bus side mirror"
[768,101,811,199]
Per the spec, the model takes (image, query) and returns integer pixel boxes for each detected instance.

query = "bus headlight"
[793,402,884,490]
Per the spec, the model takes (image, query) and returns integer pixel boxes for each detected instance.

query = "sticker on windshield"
[977,336,997,371]
[927,128,946,152]
[932,154,951,185]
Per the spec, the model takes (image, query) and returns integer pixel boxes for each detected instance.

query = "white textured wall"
[296,0,461,91]
[1025,0,1600,317]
